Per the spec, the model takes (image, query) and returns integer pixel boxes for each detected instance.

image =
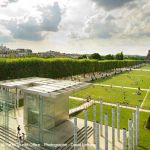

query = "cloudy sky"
[0,0,149,55]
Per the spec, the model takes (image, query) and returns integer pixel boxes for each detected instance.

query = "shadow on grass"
[137,145,148,150]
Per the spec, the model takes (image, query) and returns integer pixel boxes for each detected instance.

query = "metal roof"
[0,77,89,97]
[0,77,48,88]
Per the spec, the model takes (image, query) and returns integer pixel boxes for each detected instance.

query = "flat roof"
[0,77,89,97]
[0,77,48,88]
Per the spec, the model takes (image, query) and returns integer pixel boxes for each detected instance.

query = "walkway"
[93,83,150,91]
[69,96,150,113]
[132,69,150,72]
[69,100,94,115]
[141,87,150,108]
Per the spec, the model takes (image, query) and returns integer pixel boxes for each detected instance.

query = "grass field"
[69,99,83,109]
[70,68,150,108]
[74,103,150,150]
[142,92,150,110]
[69,67,150,149]
[71,85,146,107]
[92,70,150,89]
[140,65,150,69]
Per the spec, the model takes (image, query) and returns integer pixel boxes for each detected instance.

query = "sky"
[0,0,149,55]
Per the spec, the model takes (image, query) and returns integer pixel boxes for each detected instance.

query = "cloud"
[72,0,150,40]
[120,1,150,38]
[92,0,135,10]
[1,2,62,41]
[0,0,18,7]
[83,14,121,39]
[3,17,45,41]
[39,2,62,32]
[0,31,12,42]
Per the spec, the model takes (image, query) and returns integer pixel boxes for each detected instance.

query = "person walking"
[19,135,22,145]
[22,133,25,144]
[17,125,21,138]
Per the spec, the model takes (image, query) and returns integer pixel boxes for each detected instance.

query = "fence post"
[74,117,77,150]
[128,119,132,150]
[132,112,136,150]
[100,100,103,136]
[105,114,108,150]
[84,110,88,150]
[96,123,100,150]
[93,104,96,144]
[112,107,115,150]
[117,103,120,142]
[122,128,126,150]
[136,106,139,145]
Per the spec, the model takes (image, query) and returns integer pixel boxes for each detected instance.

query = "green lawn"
[92,70,150,89]
[142,92,150,110]
[140,65,150,69]
[69,99,83,109]
[75,104,150,150]
[71,85,146,107]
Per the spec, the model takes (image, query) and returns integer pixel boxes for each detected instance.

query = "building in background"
[147,50,150,60]
[16,48,32,56]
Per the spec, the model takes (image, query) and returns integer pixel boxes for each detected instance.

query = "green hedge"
[0,58,147,80]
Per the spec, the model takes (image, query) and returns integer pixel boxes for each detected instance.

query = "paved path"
[69,100,94,115]
[73,64,144,82]
[132,69,150,72]
[69,96,150,113]
[141,87,150,108]
[123,74,150,77]
[93,83,150,91]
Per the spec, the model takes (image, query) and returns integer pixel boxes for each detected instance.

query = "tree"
[78,55,87,59]
[105,54,114,60]
[115,52,124,60]
[89,53,102,60]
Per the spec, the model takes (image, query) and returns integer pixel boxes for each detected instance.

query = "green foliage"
[116,52,124,60]
[78,55,87,59]
[89,53,102,60]
[0,57,147,80]
[125,56,145,60]
[105,54,114,60]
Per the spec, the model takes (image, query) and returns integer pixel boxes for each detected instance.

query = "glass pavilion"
[0,77,89,145]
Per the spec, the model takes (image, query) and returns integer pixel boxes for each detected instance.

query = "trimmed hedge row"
[0,58,147,80]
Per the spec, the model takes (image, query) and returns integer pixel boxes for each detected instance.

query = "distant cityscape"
[0,44,149,59]
[0,44,81,58]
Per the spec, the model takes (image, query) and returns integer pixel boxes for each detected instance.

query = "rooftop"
[0,77,89,97]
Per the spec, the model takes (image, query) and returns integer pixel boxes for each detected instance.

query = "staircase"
[0,125,93,150]
[55,126,93,150]
[0,126,47,150]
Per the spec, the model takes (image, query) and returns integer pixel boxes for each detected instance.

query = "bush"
[0,57,147,80]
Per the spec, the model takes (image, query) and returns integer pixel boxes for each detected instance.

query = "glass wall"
[24,94,56,144]
[24,94,40,143]
[24,92,69,145]
[0,90,16,131]
[42,98,55,130]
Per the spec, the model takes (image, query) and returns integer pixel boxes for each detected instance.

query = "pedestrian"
[19,135,22,145]
[17,125,21,138]
[22,133,25,144]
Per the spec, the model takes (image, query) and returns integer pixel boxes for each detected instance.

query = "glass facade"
[0,89,16,131]
[24,93,69,144]
[0,77,88,148]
